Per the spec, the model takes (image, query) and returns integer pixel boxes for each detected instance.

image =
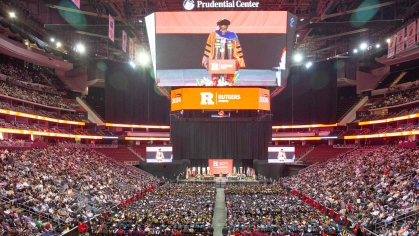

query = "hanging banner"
[108,15,115,42]
[129,38,134,60]
[71,0,80,9]
[395,28,405,54]
[406,21,416,49]
[122,30,127,52]
[387,34,396,58]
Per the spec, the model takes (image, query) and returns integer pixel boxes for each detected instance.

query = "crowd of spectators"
[283,145,419,235]
[372,87,419,109]
[0,80,74,109]
[225,184,350,236]
[0,63,67,91]
[90,183,215,235]
[0,145,158,235]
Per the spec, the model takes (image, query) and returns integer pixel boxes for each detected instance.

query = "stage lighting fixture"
[50,38,55,42]
[138,52,149,65]
[353,49,358,53]
[376,44,380,48]
[296,34,300,38]
[56,42,62,48]
[76,43,85,53]
[129,60,136,68]
[305,61,313,69]
[293,53,303,62]
[386,38,390,43]
[9,12,15,18]
[360,43,367,50]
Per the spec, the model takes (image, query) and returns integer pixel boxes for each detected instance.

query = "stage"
[179,177,260,186]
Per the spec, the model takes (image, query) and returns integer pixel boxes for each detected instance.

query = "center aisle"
[212,187,227,236]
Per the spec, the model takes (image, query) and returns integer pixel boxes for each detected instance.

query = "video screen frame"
[146,146,173,163]
[267,146,295,163]
[145,11,297,87]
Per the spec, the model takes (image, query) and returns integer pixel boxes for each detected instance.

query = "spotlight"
[305,61,312,69]
[376,44,380,48]
[353,49,358,53]
[293,53,303,63]
[129,60,136,68]
[138,52,149,65]
[386,38,391,43]
[360,43,367,50]
[9,12,15,18]
[50,38,55,43]
[300,19,304,21]
[296,34,300,38]
[56,42,62,48]
[76,43,85,53]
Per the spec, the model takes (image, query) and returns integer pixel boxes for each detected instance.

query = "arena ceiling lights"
[358,113,419,125]
[344,130,419,139]
[125,137,170,141]
[0,128,102,139]
[105,123,170,129]
[272,123,338,129]
[0,108,85,125]
[272,136,337,141]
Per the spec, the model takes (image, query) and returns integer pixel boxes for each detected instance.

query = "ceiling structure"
[1,0,419,64]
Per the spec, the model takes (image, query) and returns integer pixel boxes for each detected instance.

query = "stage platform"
[179,177,260,186]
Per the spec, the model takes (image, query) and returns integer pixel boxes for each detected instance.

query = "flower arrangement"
[196,74,239,86]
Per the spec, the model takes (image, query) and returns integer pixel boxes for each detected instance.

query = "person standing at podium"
[277,148,286,162]
[155,148,164,162]
[202,19,245,84]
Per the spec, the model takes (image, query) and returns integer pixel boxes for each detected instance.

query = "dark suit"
[222,226,229,236]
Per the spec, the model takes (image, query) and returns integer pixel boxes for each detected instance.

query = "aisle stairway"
[213,188,227,236]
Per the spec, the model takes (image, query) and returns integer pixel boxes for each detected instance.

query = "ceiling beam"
[294,0,304,14]
[307,19,402,28]
[45,24,134,30]
[107,2,126,23]
[74,30,122,41]
[306,28,369,42]
[46,4,126,22]
[308,45,336,54]
[319,1,396,20]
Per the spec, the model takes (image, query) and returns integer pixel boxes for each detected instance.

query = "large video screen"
[146,11,297,87]
[146,146,173,163]
[268,146,295,163]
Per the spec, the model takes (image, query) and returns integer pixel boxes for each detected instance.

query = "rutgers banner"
[406,21,417,49]
[108,15,115,42]
[122,30,127,52]
[129,38,134,60]
[208,159,233,174]
[71,0,80,9]
[388,34,396,58]
[171,87,270,111]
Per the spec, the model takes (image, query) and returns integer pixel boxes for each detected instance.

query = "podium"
[208,59,236,74]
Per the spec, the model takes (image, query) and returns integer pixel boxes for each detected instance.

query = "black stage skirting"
[178,180,260,185]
